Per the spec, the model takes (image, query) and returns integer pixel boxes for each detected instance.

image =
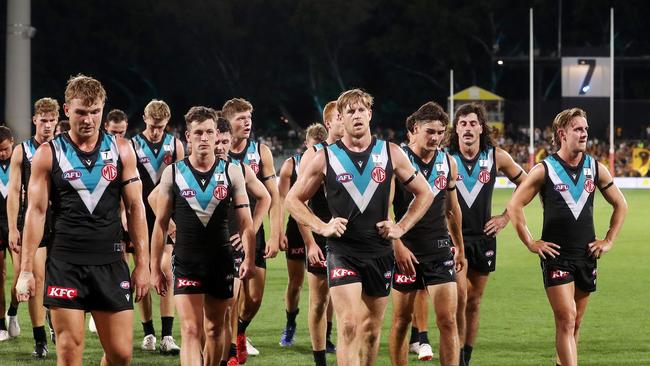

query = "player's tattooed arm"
[588,162,627,259]
[259,143,281,258]
[287,149,347,238]
[6,144,24,252]
[119,138,150,302]
[230,163,256,280]
[445,157,466,273]
[16,144,52,301]
[507,163,560,259]
[150,166,174,296]
[377,143,433,240]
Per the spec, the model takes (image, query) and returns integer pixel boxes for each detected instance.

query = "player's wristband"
[402,171,418,186]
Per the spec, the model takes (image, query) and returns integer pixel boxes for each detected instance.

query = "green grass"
[2,189,649,365]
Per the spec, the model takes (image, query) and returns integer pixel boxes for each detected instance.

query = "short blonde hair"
[144,99,171,120]
[222,98,253,122]
[34,97,60,117]
[552,108,587,148]
[336,89,373,115]
[322,101,337,125]
[64,74,106,105]
[305,123,328,144]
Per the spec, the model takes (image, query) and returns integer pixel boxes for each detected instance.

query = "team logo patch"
[554,183,569,192]
[584,179,595,193]
[249,162,260,174]
[393,273,416,284]
[336,172,354,183]
[163,153,173,165]
[176,278,201,288]
[47,286,78,300]
[371,167,386,183]
[551,270,569,280]
[213,185,228,200]
[62,170,82,181]
[485,250,495,258]
[181,188,197,198]
[434,176,448,190]
[102,164,118,181]
[330,268,357,280]
[478,170,491,184]
[138,157,150,164]
[120,281,130,290]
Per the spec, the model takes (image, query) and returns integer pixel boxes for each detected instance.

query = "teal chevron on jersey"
[453,148,494,208]
[0,159,9,199]
[132,133,176,184]
[544,154,596,220]
[22,138,39,163]
[174,159,229,226]
[408,150,449,198]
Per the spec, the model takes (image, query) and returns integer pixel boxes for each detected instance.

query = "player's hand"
[230,233,243,251]
[8,228,21,253]
[150,268,168,297]
[318,217,348,238]
[264,235,280,259]
[454,250,466,273]
[132,264,150,303]
[239,258,256,281]
[394,242,418,276]
[279,234,288,252]
[168,225,177,244]
[307,243,326,268]
[15,271,35,302]
[527,240,560,259]
[484,214,508,237]
[376,220,405,240]
[588,238,613,259]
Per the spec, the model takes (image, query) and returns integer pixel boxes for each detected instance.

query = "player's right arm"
[295,147,326,266]
[277,158,293,251]
[230,164,256,280]
[16,144,52,301]
[151,166,174,296]
[286,149,347,237]
[506,163,560,259]
[6,144,24,252]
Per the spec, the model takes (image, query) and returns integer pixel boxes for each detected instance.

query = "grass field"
[1,189,649,365]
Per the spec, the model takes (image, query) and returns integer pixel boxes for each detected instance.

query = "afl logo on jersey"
[371,167,386,183]
[181,188,197,198]
[163,153,173,165]
[102,164,118,181]
[554,183,569,192]
[249,162,260,174]
[584,179,595,193]
[62,170,82,181]
[336,173,354,183]
[478,170,491,184]
[434,176,448,190]
[213,185,228,200]
[139,157,150,164]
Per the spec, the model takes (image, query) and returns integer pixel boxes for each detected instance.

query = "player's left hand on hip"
[484,214,508,236]
[376,220,405,240]
[588,238,612,259]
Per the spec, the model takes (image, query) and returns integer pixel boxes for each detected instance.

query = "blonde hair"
[34,97,60,117]
[64,74,106,105]
[322,101,337,125]
[552,108,587,148]
[221,98,253,121]
[144,99,171,120]
[336,89,373,115]
[305,123,328,144]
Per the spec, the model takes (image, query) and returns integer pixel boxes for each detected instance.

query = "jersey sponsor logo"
[485,250,495,258]
[62,170,82,181]
[551,269,570,280]
[478,170,491,184]
[290,247,305,255]
[47,286,78,300]
[250,162,260,174]
[330,267,357,279]
[163,153,173,165]
[584,179,595,193]
[120,281,130,290]
[434,176,448,190]
[371,167,386,183]
[101,164,118,181]
[176,278,202,288]
[336,172,354,183]
[554,183,570,192]
[213,185,228,200]
[180,188,197,198]
[394,273,416,284]
[139,156,151,164]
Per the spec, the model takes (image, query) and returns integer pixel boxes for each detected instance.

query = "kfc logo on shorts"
[371,167,386,183]
[47,286,78,300]
[584,179,595,193]
[176,278,201,288]
[163,153,173,165]
[181,188,197,198]
[213,185,228,200]
[478,170,491,184]
[330,268,357,279]
[434,176,448,190]
[120,281,130,290]
[290,247,305,255]
[551,270,569,280]
[249,162,260,174]
[102,164,118,182]
[62,170,82,181]
[485,250,495,258]
[394,274,416,284]
[554,184,569,192]
[336,173,354,183]
[139,157,150,164]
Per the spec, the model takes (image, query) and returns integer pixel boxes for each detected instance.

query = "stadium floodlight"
[497,60,504,65]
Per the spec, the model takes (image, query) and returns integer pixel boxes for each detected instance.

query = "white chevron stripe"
[456,150,494,208]
[0,179,7,198]
[174,168,227,227]
[545,158,595,220]
[133,139,168,184]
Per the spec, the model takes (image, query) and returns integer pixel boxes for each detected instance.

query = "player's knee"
[339,318,357,341]
[436,311,457,333]
[56,333,84,358]
[204,322,225,340]
[392,311,411,331]
[554,310,577,333]
[181,322,203,340]
[310,297,327,316]
[104,346,132,366]
[466,293,482,313]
